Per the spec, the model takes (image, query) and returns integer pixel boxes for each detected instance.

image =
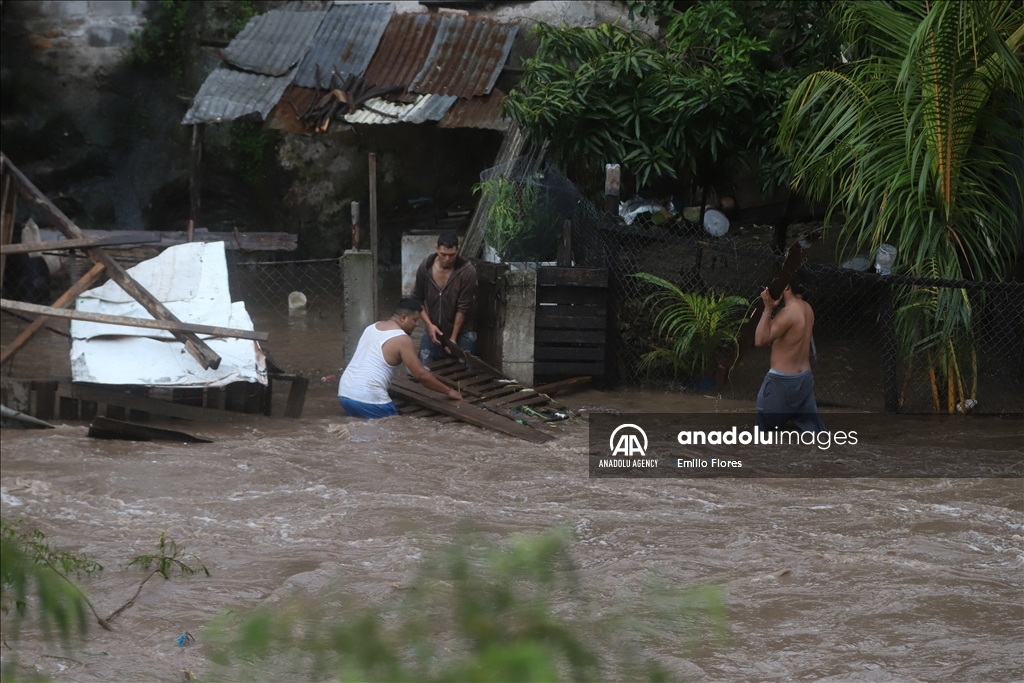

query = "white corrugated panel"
[343,94,457,125]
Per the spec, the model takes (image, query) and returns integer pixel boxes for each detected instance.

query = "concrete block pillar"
[501,267,536,387]
[342,249,375,365]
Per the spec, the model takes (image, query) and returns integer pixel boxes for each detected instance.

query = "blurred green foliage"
[502,1,840,198]
[207,527,727,682]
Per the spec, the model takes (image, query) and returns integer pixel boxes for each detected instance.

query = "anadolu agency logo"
[599,424,658,468]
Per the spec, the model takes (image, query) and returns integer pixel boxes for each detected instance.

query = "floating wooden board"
[388,356,574,442]
[87,416,212,443]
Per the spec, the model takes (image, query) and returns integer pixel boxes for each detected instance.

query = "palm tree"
[779,0,1024,411]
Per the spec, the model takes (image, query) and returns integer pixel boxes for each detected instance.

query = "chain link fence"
[554,166,1024,414]
[225,254,345,378]
[216,165,1022,414]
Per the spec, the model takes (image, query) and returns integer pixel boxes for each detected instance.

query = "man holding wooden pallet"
[338,298,461,418]
[412,232,478,363]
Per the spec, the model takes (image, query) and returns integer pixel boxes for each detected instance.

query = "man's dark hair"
[437,232,459,249]
[395,298,423,316]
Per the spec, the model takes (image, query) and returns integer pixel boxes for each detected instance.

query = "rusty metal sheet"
[362,11,442,97]
[222,9,326,76]
[410,15,518,98]
[437,88,509,130]
[182,68,295,125]
[294,3,395,88]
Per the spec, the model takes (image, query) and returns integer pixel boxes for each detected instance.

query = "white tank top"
[337,323,407,405]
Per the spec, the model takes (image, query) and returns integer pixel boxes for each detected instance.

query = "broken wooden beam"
[0,233,161,255]
[389,374,553,443]
[0,299,269,341]
[1,262,106,365]
[0,153,223,370]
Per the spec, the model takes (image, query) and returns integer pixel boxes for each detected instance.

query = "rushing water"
[1,381,1022,682]
[1,313,1022,681]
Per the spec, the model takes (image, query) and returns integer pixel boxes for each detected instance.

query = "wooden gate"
[534,266,607,379]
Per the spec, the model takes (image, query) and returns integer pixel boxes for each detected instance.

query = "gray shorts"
[756,368,826,432]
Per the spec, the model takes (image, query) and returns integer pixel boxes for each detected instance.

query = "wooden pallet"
[389,357,573,443]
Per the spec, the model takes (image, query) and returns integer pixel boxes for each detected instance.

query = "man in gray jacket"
[412,232,477,363]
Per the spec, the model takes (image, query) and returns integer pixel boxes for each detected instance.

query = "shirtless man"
[753,274,826,432]
[412,232,477,363]
[338,298,461,418]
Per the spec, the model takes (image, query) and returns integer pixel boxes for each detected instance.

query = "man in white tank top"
[338,298,462,418]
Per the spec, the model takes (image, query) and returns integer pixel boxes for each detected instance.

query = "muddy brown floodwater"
[1,316,1022,681]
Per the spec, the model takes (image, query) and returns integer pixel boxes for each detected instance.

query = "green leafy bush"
[633,273,750,381]
[206,527,726,681]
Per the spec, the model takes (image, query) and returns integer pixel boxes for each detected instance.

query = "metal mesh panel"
[559,166,1024,414]
[226,255,344,378]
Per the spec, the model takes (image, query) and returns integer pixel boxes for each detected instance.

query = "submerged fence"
[219,169,1023,414]
[560,165,1024,414]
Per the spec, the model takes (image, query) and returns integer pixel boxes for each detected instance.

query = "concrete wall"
[501,266,536,387]
[341,249,375,365]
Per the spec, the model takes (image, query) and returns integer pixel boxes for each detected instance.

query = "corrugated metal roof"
[294,3,395,88]
[182,68,296,125]
[222,9,326,76]
[343,94,457,125]
[410,15,518,98]
[437,88,509,131]
[362,12,441,98]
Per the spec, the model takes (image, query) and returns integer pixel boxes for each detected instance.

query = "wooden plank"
[0,233,161,255]
[440,336,509,378]
[536,287,606,306]
[426,357,459,373]
[535,329,607,344]
[534,346,606,361]
[483,389,540,408]
[536,267,607,288]
[535,309,607,329]
[34,381,57,420]
[1,154,223,370]
[389,375,552,443]
[535,361,606,376]
[36,228,298,252]
[284,376,309,418]
[500,393,552,410]
[71,384,265,422]
[0,262,106,365]
[87,416,213,443]
[533,376,593,396]
[0,299,269,341]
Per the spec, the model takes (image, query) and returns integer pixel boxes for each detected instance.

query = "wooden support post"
[557,219,572,267]
[880,280,900,412]
[0,174,16,293]
[351,201,360,250]
[604,163,620,215]
[1,261,106,365]
[189,123,203,230]
[284,375,309,418]
[369,152,378,318]
[0,153,222,370]
[59,396,79,421]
